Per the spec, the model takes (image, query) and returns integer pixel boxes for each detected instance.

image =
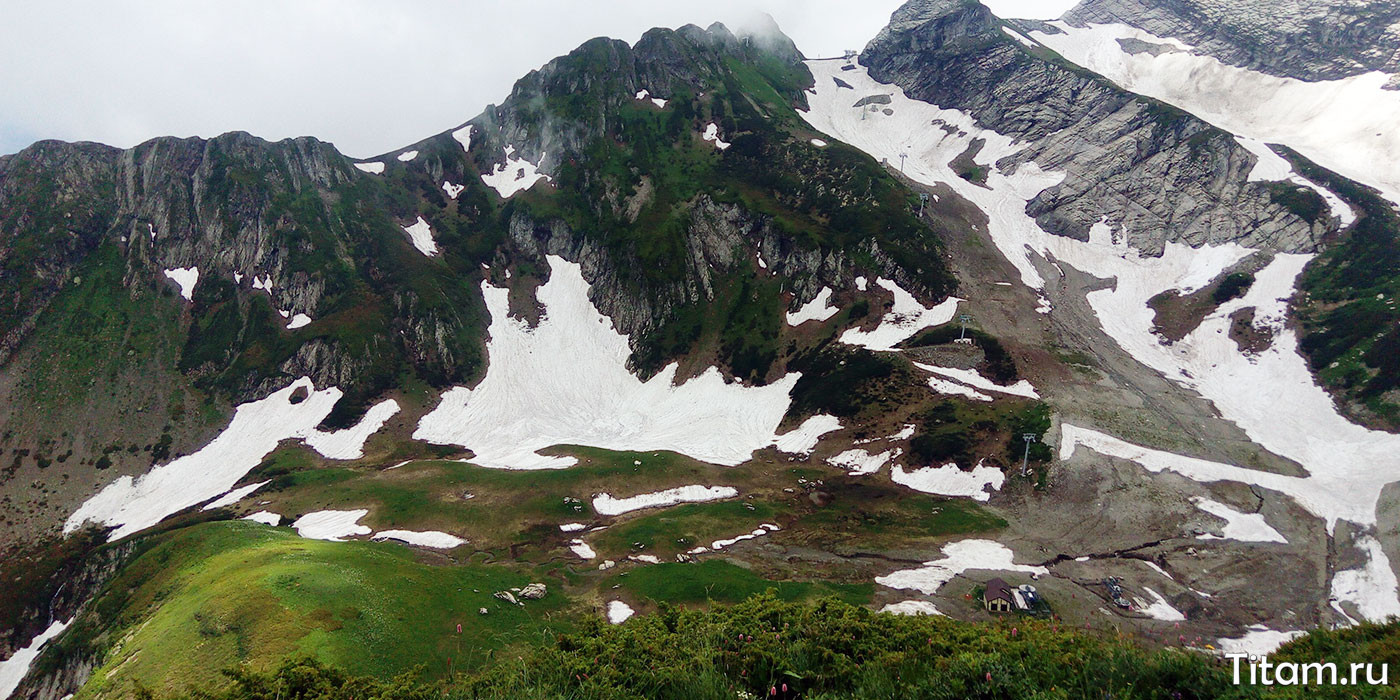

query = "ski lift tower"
[899,151,908,174]
[918,192,929,217]
[958,313,971,341]
[1020,433,1037,476]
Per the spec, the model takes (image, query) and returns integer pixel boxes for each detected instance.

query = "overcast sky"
[0,0,1078,159]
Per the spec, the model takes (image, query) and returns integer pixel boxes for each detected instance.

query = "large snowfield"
[801,58,1400,620]
[414,256,800,469]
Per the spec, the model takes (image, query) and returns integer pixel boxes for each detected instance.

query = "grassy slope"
[151,593,1298,700]
[58,521,572,698]
[1280,146,1400,430]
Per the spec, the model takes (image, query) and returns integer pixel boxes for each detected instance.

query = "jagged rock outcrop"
[861,0,1334,255]
[1063,0,1400,85]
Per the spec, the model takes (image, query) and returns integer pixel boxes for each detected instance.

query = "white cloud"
[0,0,902,158]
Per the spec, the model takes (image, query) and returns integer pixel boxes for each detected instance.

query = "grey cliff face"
[1063,0,1400,85]
[861,0,1334,255]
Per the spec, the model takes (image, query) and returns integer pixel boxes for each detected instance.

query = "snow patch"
[201,480,269,511]
[397,150,418,162]
[829,448,899,475]
[607,600,634,624]
[771,414,842,456]
[452,125,473,153]
[442,181,464,199]
[303,399,401,460]
[786,287,839,326]
[354,162,385,174]
[402,216,438,256]
[372,529,466,549]
[702,123,730,150]
[559,523,587,533]
[0,619,70,700]
[286,313,312,330]
[568,539,596,559]
[692,523,780,553]
[414,256,799,469]
[242,511,281,526]
[1332,536,1400,623]
[891,462,1004,501]
[840,278,960,351]
[926,376,992,402]
[875,539,1047,594]
[480,145,550,198]
[1191,497,1287,544]
[593,485,738,516]
[810,138,828,147]
[880,600,943,616]
[163,267,198,301]
[293,509,370,541]
[66,379,396,540]
[1134,587,1186,621]
[1217,626,1304,656]
[913,362,1039,399]
[1001,27,1039,48]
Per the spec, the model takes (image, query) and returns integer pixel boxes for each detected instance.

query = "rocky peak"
[861,0,1332,255]
[1063,0,1400,84]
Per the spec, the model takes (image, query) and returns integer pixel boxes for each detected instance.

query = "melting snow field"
[414,256,800,469]
[839,278,959,351]
[891,462,1004,501]
[592,485,738,516]
[1191,497,1287,544]
[401,216,438,256]
[371,529,465,549]
[66,379,396,541]
[876,539,1047,595]
[163,267,198,301]
[480,145,550,198]
[354,162,385,175]
[1029,22,1400,204]
[785,287,838,325]
[293,509,370,541]
[0,619,70,699]
[802,58,1400,621]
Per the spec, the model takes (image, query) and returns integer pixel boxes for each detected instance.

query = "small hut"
[984,577,1016,613]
